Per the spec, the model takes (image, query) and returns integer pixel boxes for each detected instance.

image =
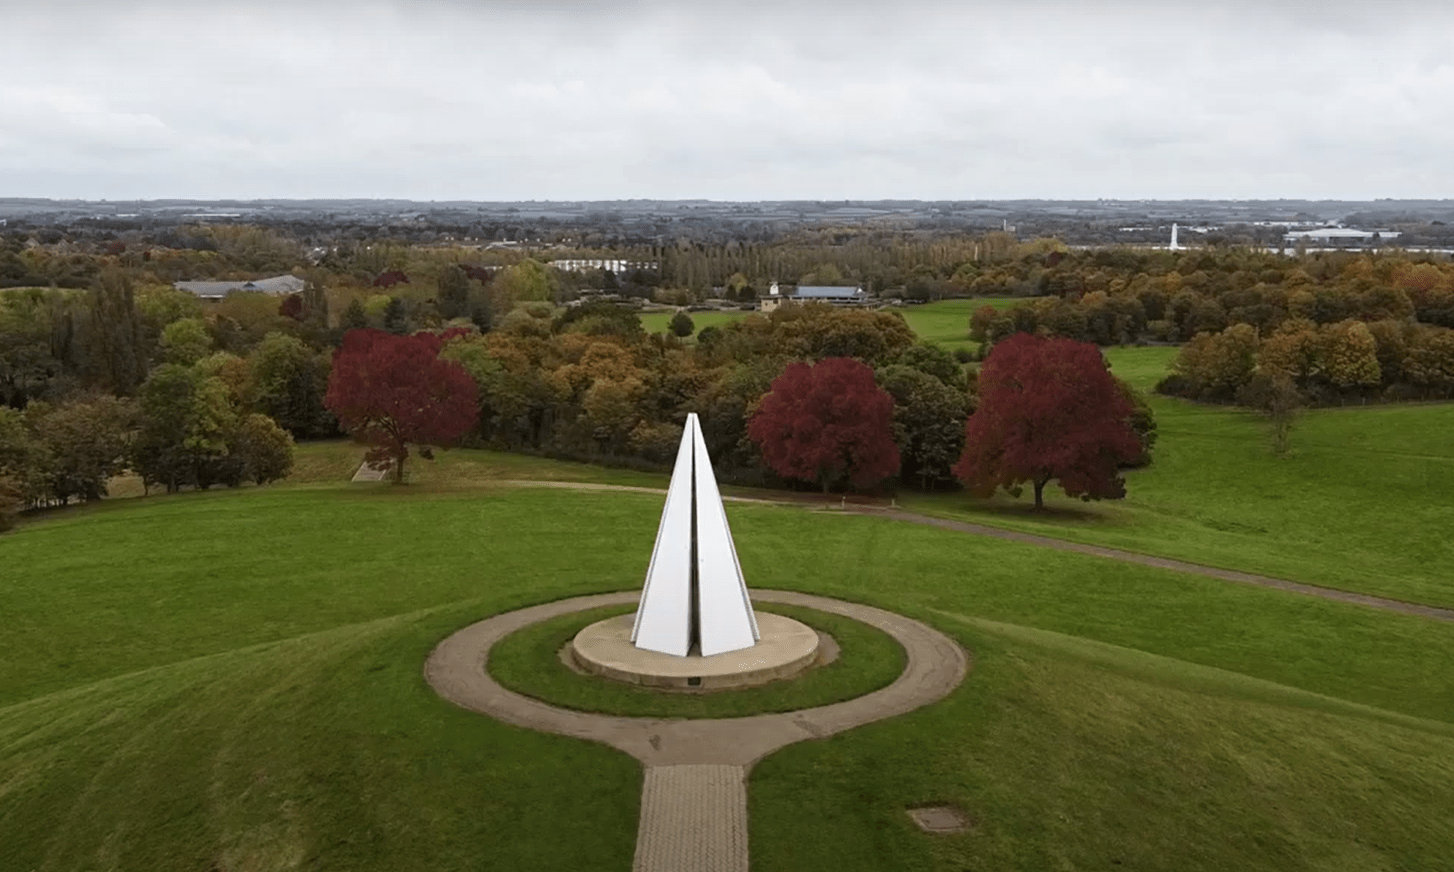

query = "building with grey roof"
[173,274,306,299]
[759,281,867,312]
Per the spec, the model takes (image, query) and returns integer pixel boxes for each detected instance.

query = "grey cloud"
[2,1,1452,199]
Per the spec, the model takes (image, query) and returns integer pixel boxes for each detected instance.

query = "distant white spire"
[1170,223,1181,251]
[631,413,760,658]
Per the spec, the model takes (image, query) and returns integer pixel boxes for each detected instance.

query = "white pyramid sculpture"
[631,413,760,657]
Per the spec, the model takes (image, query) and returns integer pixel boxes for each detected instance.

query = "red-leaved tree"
[953,333,1143,509]
[747,357,899,492]
[324,328,478,483]
[373,270,410,289]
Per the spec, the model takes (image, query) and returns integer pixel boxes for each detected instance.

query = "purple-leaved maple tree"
[953,333,1144,509]
[748,357,899,492]
[324,328,478,483]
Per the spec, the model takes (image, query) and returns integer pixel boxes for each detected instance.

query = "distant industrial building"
[759,282,868,313]
[1283,228,1401,246]
[173,274,306,299]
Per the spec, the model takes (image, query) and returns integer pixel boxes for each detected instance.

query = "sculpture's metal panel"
[691,418,760,657]
[630,415,695,657]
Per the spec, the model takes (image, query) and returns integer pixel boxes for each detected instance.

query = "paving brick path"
[424,590,968,871]
[634,765,748,872]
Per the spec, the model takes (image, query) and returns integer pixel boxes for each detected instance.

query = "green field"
[638,308,754,336]
[4,463,1454,869]
[894,298,1025,351]
[906,343,1454,610]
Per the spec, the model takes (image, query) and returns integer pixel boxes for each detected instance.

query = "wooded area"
[4,219,1452,525]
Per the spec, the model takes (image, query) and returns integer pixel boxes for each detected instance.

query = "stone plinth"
[571,611,820,690]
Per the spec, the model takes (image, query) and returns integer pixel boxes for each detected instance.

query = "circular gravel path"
[424,589,968,768]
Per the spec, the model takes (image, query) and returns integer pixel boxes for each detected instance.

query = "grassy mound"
[0,602,641,871]
[754,616,1454,872]
[3,482,1453,869]
[909,350,1454,609]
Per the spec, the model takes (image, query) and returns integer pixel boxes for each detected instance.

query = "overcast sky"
[3,1,1452,201]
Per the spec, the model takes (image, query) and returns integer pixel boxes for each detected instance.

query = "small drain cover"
[907,805,971,834]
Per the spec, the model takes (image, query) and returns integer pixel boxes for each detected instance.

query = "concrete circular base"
[570,611,821,690]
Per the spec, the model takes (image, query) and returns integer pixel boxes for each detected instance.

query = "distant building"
[759,281,867,312]
[1283,228,1401,247]
[548,258,658,273]
[173,274,306,299]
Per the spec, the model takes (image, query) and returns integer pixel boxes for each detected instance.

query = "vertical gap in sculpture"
[688,419,701,656]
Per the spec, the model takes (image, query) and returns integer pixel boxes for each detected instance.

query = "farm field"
[4,481,1454,870]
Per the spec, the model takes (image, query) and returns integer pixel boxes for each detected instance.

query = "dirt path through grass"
[501,480,1454,624]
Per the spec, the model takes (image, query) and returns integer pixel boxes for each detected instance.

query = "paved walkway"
[500,480,1454,624]
[350,462,390,482]
[635,765,748,872]
[424,590,968,871]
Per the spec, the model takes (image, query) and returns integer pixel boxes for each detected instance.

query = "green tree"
[0,289,61,407]
[437,333,501,437]
[437,265,472,321]
[132,365,234,493]
[492,259,555,308]
[876,364,970,490]
[134,285,204,356]
[231,413,295,485]
[22,395,136,504]
[341,298,369,331]
[248,332,334,438]
[213,291,294,352]
[1319,319,1382,389]
[1173,323,1260,401]
[1238,372,1301,456]
[85,267,146,394]
[382,297,409,334]
[159,317,214,366]
[669,310,695,337]
[300,280,330,329]
[892,342,966,388]
[0,406,45,519]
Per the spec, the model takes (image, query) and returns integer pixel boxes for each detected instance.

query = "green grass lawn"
[895,298,1028,352]
[1103,344,1179,392]
[638,308,754,336]
[4,483,1454,869]
[906,393,1454,610]
[489,603,905,718]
